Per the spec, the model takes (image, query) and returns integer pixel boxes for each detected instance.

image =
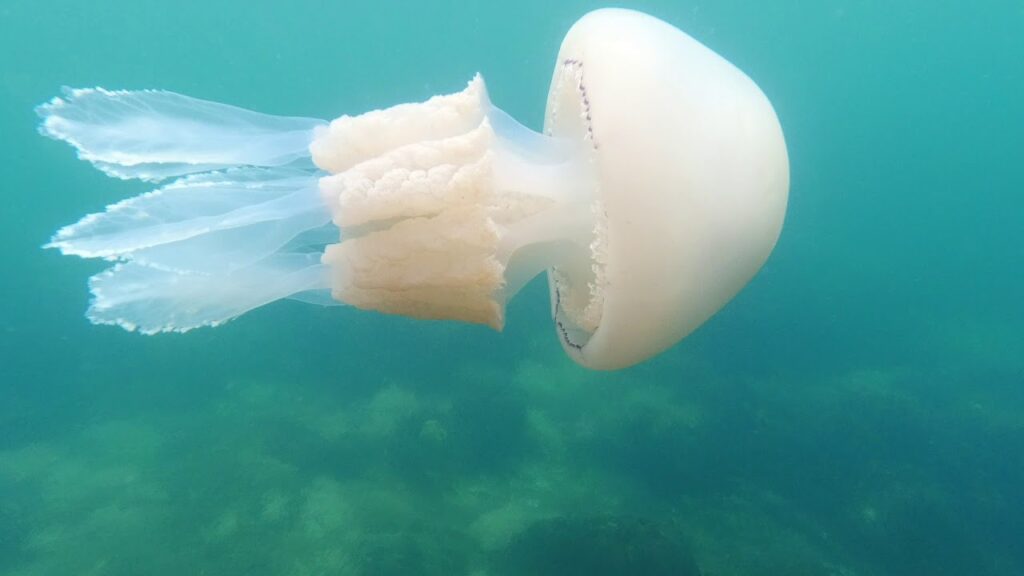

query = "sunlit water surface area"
[1,1,1022,575]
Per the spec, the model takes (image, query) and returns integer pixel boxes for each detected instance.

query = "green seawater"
[1,1,1022,575]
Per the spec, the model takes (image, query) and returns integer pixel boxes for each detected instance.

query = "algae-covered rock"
[494,514,701,576]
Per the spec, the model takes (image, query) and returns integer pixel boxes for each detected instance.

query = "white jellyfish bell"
[39,9,788,370]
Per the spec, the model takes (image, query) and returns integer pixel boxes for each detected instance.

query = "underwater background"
[1,0,1022,574]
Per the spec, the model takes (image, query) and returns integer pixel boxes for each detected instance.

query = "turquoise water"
[2,1,1022,574]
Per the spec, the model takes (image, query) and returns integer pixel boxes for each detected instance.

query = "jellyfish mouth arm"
[48,166,337,334]
[37,88,326,181]
[40,88,339,333]
[42,77,605,334]
[312,75,601,330]
[88,254,331,334]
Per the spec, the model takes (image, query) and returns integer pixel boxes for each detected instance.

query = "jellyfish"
[39,9,788,370]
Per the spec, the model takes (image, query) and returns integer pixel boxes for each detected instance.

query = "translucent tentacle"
[37,87,327,180]
[46,167,326,261]
[127,208,331,274]
[40,88,342,333]
[88,255,331,334]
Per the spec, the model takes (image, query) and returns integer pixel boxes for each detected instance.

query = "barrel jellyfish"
[39,9,788,370]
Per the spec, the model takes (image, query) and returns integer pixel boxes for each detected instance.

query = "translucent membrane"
[38,87,325,180]
[39,90,336,333]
